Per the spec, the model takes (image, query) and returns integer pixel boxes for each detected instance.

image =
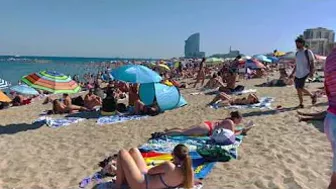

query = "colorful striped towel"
[34,116,85,128]
[97,115,148,125]
[211,97,274,110]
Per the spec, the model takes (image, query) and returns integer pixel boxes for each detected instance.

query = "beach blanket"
[139,135,244,179]
[92,181,203,189]
[97,115,148,125]
[210,97,274,110]
[34,116,85,128]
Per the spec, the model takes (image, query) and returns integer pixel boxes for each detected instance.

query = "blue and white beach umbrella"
[111,65,162,84]
[0,78,11,90]
[10,85,39,95]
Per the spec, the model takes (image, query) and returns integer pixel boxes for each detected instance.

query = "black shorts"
[294,74,309,89]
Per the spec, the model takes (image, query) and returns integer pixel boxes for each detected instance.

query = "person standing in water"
[289,37,317,108]
[324,47,336,189]
[193,58,206,88]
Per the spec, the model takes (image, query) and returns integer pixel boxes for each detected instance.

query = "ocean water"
[0,56,154,85]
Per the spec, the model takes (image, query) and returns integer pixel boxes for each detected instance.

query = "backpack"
[296,49,314,72]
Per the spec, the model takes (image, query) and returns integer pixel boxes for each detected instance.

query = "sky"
[0,0,335,58]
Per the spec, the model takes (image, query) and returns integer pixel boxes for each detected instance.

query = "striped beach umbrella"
[21,70,81,94]
[0,78,11,90]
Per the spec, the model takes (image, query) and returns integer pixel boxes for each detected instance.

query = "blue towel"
[34,116,85,128]
[97,115,148,125]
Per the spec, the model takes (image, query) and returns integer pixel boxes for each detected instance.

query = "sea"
[0,55,156,85]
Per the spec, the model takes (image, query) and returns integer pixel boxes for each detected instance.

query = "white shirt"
[295,49,315,78]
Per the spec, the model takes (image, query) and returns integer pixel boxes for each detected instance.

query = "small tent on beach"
[139,83,187,111]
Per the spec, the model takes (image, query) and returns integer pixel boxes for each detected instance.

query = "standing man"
[193,58,206,88]
[324,47,336,189]
[289,37,317,108]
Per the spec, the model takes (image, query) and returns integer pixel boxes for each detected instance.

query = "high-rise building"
[303,27,335,56]
[184,33,205,58]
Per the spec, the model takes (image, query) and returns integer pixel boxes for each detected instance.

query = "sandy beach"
[0,76,331,189]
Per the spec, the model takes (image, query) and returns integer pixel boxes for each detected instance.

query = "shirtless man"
[84,89,102,109]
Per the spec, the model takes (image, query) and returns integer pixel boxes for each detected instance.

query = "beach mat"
[34,116,85,128]
[97,115,148,125]
[211,97,274,110]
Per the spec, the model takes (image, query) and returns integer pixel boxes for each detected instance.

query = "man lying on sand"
[164,111,252,136]
[297,110,327,122]
[207,93,259,106]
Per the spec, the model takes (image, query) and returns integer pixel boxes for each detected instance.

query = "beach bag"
[210,128,235,145]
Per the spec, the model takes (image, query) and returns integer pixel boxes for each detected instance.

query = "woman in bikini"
[207,93,259,106]
[115,144,193,189]
[164,111,251,136]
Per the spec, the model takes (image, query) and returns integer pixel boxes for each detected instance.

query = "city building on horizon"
[184,33,205,58]
[303,27,335,56]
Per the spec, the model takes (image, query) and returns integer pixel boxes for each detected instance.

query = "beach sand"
[0,76,331,189]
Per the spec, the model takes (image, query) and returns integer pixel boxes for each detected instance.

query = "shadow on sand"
[0,122,44,135]
[241,106,299,118]
[65,111,100,119]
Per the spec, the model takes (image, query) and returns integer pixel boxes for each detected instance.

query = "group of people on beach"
[1,36,336,189]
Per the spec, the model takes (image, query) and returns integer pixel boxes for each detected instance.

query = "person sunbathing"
[134,99,160,116]
[256,77,293,87]
[164,111,252,136]
[115,144,193,189]
[12,95,32,106]
[297,110,327,121]
[202,73,225,89]
[84,89,102,109]
[49,94,88,114]
[208,93,259,106]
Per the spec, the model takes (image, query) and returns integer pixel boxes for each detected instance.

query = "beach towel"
[34,116,85,128]
[139,135,244,179]
[97,114,148,125]
[211,97,274,110]
[92,181,203,189]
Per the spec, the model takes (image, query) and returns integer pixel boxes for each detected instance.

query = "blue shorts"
[324,112,336,172]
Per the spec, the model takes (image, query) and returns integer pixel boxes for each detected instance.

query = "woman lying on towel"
[164,111,252,136]
[115,144,193,189]
[207,93,259,106]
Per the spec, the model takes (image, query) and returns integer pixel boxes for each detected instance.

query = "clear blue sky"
[0,0,335,58]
